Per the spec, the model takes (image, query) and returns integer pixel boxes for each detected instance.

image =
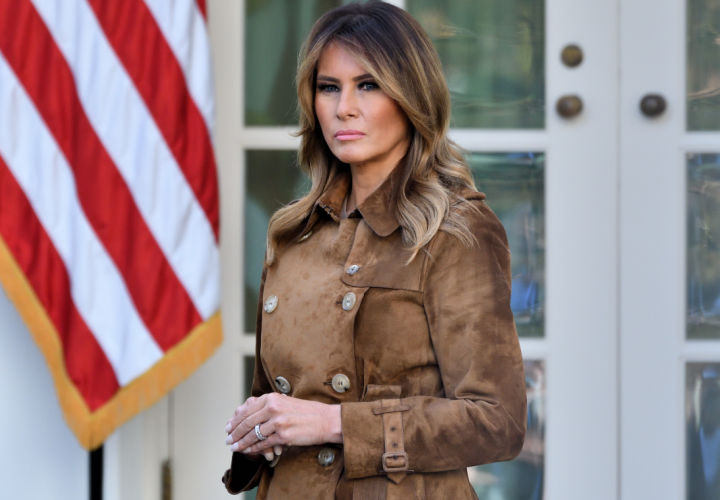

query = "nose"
[336,88,358,120]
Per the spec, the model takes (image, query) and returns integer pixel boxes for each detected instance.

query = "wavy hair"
[266,0,478,264]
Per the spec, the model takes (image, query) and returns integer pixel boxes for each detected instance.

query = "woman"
[223,2,526,498]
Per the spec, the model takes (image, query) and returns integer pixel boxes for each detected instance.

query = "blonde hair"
[266,0,478,265]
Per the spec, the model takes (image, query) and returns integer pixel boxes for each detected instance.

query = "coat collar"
[313,166,487,238]
[315,166,402,237]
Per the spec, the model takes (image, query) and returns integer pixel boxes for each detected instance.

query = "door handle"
[556,95,583,119]
[639,94,667,118]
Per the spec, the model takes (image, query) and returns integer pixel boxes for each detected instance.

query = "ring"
[254,423,267,441]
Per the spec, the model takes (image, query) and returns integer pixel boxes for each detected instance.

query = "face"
[314,43,410,176]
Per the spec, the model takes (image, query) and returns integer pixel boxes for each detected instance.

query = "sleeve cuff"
[340,401,386,479]
[221,452,264,494]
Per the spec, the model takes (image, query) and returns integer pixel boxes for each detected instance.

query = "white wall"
[0,287,88,500]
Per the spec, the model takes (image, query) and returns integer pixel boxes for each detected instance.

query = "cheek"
[371,95,403,124]
[377,104,408,139]
[314,98,330,125]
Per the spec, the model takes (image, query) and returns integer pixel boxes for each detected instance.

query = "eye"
[358,81,379,91]
[317,83,339,93]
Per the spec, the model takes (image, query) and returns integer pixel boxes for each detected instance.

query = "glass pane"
[245,0,342,126]
[408,0,545,129]
[469,359,545,499]
[243,485,257,500]
[686,363,720,500]
[244,150,310,333]
[687,0,720,130]
[687,154,720,339]
[468,152,545,337]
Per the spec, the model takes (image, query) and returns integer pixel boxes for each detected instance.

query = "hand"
[224,393,342,455]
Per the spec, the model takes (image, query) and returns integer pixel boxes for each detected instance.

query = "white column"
[0,288,88,500]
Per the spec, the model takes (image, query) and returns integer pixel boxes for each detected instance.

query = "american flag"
[0,0,221,449]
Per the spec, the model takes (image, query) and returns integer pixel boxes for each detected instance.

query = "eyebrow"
[316,73,374,83]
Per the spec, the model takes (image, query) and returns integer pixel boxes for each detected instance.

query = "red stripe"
[196,0,207,20]
[0,155,119,411]
[0,0,202,351]
[89,0,219,241]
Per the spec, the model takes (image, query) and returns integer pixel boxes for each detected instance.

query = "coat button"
[341,292,356,311]
[331,373,351,393]
[264,295,278,313]
[346,264,360,275]
[274,376,291,394]
[317,447,335,466]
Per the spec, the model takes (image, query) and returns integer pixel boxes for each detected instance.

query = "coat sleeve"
[340,201,527,478]
[222,266,274,494]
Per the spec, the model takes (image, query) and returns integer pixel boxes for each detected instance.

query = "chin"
[331,150,366,166]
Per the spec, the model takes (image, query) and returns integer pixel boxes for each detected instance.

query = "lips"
[334,129,365,141]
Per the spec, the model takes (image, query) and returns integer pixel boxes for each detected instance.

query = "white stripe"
[0,53,163,385]
[143,0,215,136]
[31,0,220,320]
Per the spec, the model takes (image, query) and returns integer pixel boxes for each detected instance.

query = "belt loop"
[380,398,409,484]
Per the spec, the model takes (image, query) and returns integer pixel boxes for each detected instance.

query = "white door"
[621,0,720,499]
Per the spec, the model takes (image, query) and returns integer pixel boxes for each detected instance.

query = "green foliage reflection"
[409,0,545,128]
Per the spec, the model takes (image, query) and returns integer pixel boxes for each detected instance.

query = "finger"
[227,409,269,446]
[244,445,275,459]
[225,396,261,434]
[229,419,275,452]
[239,423,292,455]
[263,450,274,461]
[239,434,283,455]
[227,392,283,437]
[226,405,271,445]
[226,394,273,433]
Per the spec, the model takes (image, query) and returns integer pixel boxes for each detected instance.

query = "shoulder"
[417,186,511,286]
[420,188,512,294]
[443,187,509,251]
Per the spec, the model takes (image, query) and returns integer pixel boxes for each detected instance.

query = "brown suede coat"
[223,167,526,499]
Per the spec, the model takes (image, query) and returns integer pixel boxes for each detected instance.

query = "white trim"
[239,127,301,150]
[619,0,687,497]
[519,338,548,361]
[681,132,720,152]
[545,0,619,497]
[237,128,548,152]
[684,342,720,361]
[238,334,257,356]
[449,130,547,152]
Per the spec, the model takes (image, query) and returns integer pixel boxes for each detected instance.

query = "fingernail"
[230,442,240,452]
[241,447,251,454]
[224,423,231,433]
[273,445,282,456]
[225,435,233,445]
[264,451,274,461]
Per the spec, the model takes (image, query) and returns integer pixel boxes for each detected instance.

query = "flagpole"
[90,445,103,500]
